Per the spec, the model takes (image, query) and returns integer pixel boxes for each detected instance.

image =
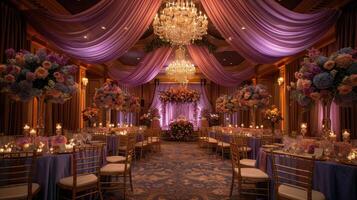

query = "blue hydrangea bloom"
[313,72,334,89]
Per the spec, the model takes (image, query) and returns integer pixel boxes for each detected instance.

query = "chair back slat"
[72,145,103,187]
[0,151,37,199]
[272,152,315,200]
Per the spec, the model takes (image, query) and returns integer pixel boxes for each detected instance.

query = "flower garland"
[235,84,271,109]
[0,48,78,102]
[93,80,124,110]
[289,47,357,107]
[215,95,239,114]
[159,86,200,103]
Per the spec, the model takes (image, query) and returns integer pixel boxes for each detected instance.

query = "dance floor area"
[106,142,236,200]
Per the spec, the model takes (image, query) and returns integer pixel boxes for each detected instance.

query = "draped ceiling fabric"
[201,0,339,63]
[150,84,211,130]
[25,0,161,63]
[187,45,255,87]
[108,47,172,87]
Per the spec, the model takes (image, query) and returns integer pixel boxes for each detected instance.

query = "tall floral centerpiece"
[140,108,160,127]
[289,47,357,136]
[82,106,99,127]
[215,95,239,126]
[159,86,200,126]
[0,48,78,135]
[263,105,283,135]
[235,84,271,127]
[121,93,141,124]
[93,80,124,125]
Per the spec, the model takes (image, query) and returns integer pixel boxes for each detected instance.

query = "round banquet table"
[209,131,280,159]
[256,148,357,200]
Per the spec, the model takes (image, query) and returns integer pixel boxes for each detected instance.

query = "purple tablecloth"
[256,148,357,200]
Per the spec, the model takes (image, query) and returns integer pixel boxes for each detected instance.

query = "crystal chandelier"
[166,47,195,83]
[153,0,208,46]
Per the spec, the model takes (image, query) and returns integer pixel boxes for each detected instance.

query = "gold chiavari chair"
[100,132,136,199]
[261,134,275,146]
[106,134,129,163]
[135,130,149,159]
[58,145,104,200]
[197,127,208,148]
[205,128,218,154]
[271,152,325,200]
[0,151,40,200]
[230,134,269,199]
[215,131,230,159]
[235,134,256,167]
[148,128,161,152]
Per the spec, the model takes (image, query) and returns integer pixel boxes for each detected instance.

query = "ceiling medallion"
[166,47,195,84]
[153,0,208,46]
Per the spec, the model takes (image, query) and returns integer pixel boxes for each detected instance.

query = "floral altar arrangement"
[159,86,200,127]
[215,95,239,114]
[82,106,99,126]
[263,105,283,134]
[93,79,125,110]
[159,86,200,103]
[140,108,160,127]
[0,48,78,103]
[289,47,357,133]
[166,116,194,141]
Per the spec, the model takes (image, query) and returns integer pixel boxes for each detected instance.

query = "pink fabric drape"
[187,45,255,87]
[108,47,172,87]
[200,0,339,63]
[26,0,161,63]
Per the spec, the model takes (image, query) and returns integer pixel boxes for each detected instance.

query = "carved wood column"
[279,65,288,133]
[79,66,87,129]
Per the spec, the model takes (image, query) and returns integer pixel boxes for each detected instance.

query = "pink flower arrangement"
[122,94,141,113]
[167,118,194,141]
[263,105,283,124]
[159,86,200,103]
[290,47,357,107]
[140,108,160,126]
[82,106,99,122]
[215,95,239,114]
[93,80,125,110]
[234,84,271,109]
[0,48,78,102]
[50,135,67,147]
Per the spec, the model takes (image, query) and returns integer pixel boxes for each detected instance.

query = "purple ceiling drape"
[200,0,339,63]
[108,47,172,87]
[25,0,161,63]
[187,45,255,87]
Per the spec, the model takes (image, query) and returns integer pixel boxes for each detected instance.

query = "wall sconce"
[81,77,88,87]
[277,77,284,86]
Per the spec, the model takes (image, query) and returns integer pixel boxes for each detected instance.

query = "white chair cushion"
[239,146,252,152]
[199,137,208,140]
[234,167,269,179]
[100,163,130,175]
[135,141,148,147]
[278,184,325,200]
[106,155,126,163]
[0,183,40,200]
[208,137,218,143]
[239,159,256,167]
[59,174,98,188]
[148,137,160,143]
[218,142,230,147]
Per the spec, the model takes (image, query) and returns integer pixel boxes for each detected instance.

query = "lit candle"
[0,148,4,152]
[329,131,336,142]
[256,126,259,129]
[342,130,350,142]
[235,124,238,128]
[228,124,232,128]
[93,123,97,128]
[117,123,120,127]
[260,125,264,129]
[249,125,253,128]
[23,143,30,149]
[29,128,37,137]
[99,122,102,127]
[56,123,62,130]
[241,123,244,128]
[23,124,30,131]
[300,123,307,137]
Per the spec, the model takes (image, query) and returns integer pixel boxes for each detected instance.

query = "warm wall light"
[277,77,284,86]
[82,77,88,87]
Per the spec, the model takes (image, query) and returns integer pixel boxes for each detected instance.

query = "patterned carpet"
[105,141,249,200]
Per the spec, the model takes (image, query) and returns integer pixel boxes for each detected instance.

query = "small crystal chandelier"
[166,47,195,83]
[153,0,208,46]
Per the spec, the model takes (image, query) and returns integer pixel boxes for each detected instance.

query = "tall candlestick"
[29,128,37,137]
[342,130,350,142]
